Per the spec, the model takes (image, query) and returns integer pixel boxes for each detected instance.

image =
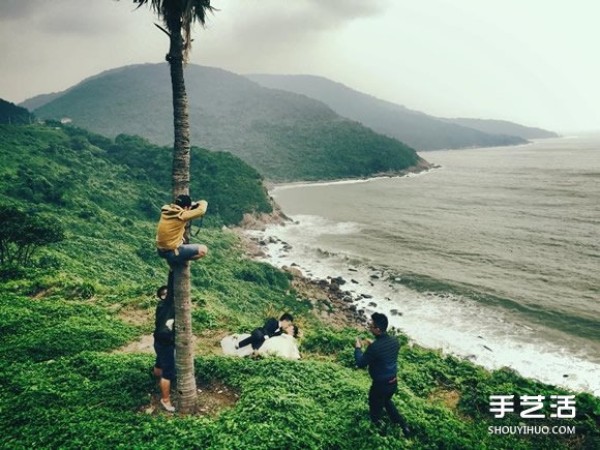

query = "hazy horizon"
[1,0,599,134]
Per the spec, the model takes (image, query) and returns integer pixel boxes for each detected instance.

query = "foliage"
[0,294,137,363]
[0,204,65,266]
[0,98,34,125]
[0,124,271,227]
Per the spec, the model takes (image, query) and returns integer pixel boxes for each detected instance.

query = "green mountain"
[29,64,426,182]
[0,99,34,125]
[442,117,559,139]
[1,122,598,449]
[246,74,538,150]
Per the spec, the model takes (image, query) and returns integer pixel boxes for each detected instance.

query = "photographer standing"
[156,194,208,266]
[354,312,410,436]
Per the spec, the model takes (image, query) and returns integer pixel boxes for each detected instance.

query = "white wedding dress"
[220,333,300,360]
[257,334,301,360]
[220,333,254,357]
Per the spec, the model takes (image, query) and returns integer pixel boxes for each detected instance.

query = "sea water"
[252,135,600,396]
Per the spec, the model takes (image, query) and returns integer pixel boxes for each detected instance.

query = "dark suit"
[355,333,407,426]
[238,318,281,350]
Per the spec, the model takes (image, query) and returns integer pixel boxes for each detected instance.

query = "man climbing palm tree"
[128,0,216,413]
[156,194,208,266]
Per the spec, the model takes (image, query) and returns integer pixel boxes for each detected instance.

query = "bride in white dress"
[221,324,300,360]
[258,324,301,360]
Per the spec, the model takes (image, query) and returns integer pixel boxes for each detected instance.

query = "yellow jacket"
[156,200,207,251]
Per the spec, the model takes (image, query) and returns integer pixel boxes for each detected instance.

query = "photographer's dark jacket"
[354,333,399,383]
[156,201,207,251]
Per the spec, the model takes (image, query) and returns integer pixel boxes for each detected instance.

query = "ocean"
[251,135,600,396]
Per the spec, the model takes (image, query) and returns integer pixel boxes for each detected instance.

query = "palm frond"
[132,0,216,60]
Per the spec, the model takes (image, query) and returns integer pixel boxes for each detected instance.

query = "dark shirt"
[354,333,399,382]
[153,297,175,344]
[262,318,282,337]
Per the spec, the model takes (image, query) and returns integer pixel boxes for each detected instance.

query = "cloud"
[224,0,390,43]
[0,0,139,35]
[0,0,38,20]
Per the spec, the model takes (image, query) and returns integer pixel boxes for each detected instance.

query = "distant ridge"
[20,92,63,111]
[29,63,426,182]
[441,117,559,139]
[245,74,555,150]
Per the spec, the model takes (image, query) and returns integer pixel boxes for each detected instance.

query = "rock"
[331,276,346,286]
[282,265,303,278]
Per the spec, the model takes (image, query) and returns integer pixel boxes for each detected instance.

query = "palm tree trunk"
[167,17,197,414]
[171,263,196,411]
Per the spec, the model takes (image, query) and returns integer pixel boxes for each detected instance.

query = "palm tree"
[129,0,215,413]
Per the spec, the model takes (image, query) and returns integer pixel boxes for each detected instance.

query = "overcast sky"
[1,0,598,133]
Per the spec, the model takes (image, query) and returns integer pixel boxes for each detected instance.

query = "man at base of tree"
[354,312,410,436]
[153,272,176,412]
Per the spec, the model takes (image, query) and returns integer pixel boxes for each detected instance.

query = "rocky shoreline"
[237,229,386,331]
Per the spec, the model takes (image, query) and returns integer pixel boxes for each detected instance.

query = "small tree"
[0,205,64,266]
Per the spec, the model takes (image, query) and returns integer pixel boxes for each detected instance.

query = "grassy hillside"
[0,123,272,227]
[30,64,425,182]
[246,74,531,151]
[0,123,598,449]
